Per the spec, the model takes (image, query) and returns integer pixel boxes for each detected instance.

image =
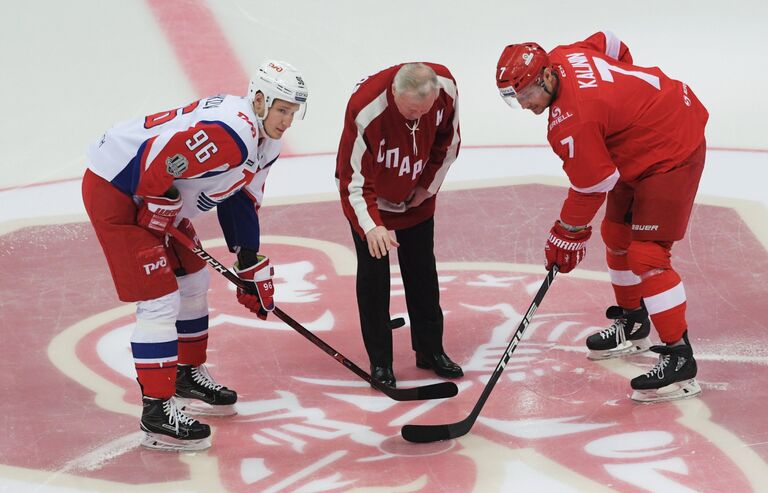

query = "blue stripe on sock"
[176,315,209,335]
[131,340,178,359]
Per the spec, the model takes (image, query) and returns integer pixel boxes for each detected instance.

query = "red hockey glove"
[234,255,275,320]
[544,221,592,274]
[137,187,182,236]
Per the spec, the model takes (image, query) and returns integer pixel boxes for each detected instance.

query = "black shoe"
[140,397,211,451]
[370,365,396,388]
[175,364,237,416]
[416,352,464,378]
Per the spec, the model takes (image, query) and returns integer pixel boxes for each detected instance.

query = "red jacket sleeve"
[420,75,461,193]
[335,104,383,238]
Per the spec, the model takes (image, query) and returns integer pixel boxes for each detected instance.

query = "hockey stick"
[167,225,458,402]
[401,265,559,442]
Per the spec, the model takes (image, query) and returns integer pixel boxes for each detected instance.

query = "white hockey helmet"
[247,60,309,120]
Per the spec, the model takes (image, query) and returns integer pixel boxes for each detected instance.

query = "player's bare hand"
[365,226,399,259]
[406,186,432,209]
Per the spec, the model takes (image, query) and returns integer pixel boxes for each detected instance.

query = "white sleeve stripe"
[437,75,457,100]
[644,282,687,315]
[602,30,622,60]
[571,169,619,193]
[427,76,460,194]
[347,91,389,234]
[608,268,641,287]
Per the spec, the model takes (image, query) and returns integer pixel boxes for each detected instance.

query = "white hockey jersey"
[86,94,280,222]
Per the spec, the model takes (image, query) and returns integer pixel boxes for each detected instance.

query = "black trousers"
[351,217,444,367]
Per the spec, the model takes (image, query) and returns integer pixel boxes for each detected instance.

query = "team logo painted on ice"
[61,239,758,492]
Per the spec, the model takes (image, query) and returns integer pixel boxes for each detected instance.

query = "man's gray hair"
[393,63,439,97]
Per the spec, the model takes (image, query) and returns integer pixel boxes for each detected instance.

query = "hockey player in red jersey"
[336,63,463,388]
[496,32,708,403]
[82,60,308,450]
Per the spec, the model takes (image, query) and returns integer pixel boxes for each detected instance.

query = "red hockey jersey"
[335,63,461,237]
[545,32,709,225]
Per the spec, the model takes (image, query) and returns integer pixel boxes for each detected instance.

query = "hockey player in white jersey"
[82,60,308,451]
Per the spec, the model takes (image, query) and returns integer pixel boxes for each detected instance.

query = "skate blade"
[140,432,211,452]
[631,379,702,403]
[175,397,237,417]
[587,338,651,361]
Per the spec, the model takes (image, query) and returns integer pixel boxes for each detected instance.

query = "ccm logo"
[143,256,168,275]
[269,62,284,72]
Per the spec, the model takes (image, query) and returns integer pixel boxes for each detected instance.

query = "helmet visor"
[498,79,542,109]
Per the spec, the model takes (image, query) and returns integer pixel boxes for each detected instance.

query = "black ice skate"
[175,364,238,416]
[630,332,702,403]
[140,396,211,451]
[586,304,652,360]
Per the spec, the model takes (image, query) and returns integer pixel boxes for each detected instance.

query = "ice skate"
[630,332,701,403]
[586,304,652,360]
[140,396,211,451]
[175,364,238,416]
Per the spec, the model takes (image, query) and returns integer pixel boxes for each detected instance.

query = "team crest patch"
[166,153,189,177]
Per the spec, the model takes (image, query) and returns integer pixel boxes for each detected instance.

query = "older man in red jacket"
[336,62,462,388]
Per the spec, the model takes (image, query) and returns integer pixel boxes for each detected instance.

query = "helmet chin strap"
[540,70,559,107]
[256,118,273,139]
[251,92,270,121]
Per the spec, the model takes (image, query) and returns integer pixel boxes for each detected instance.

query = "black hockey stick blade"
[166,225,457,402]
[401,416,472,443]
[400,266,559,442]
[273,307,458,401]
[380,380,458,401]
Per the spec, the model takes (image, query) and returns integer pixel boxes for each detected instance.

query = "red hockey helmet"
[496,42,549,107]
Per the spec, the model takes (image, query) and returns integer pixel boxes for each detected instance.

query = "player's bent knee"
[177,269,209,319]
[136,290,181,322]
[177,268,210,298]
[626,241,672,276]
[601,219,632,253]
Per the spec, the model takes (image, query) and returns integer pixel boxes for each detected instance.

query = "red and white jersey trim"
[602,31,622,60]
[572,169,620,194]
[427,76,460,195]
[348,91,389,234]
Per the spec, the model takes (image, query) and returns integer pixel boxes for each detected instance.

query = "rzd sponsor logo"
[143,256,167,275]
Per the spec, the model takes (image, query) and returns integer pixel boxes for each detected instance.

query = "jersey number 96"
[186,130,218,163]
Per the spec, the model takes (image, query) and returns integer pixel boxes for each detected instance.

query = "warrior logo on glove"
[544,220,592,273]
[136,187,183,236]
